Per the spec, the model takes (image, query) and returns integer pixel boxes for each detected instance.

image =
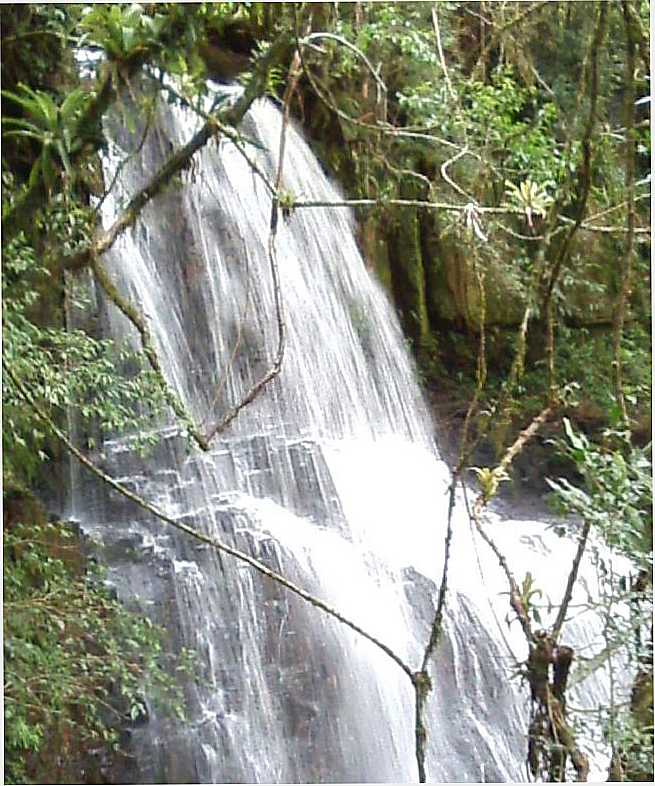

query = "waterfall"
[69,88,623,783]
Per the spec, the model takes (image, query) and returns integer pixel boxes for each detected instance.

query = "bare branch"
[302,31,387,111]
[413,669,432,783]
[292,197,525,214]
[552,520,592,641]
[440,147,474,201]
[496,405,553,479]
[201,46,303,444]
[147,74,277,196]
[65,118,219,273]
[470,406,554,645]
[291,198,651,235]
[421,482,457,674]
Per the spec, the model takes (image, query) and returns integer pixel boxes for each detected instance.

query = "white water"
[69,89,626,783]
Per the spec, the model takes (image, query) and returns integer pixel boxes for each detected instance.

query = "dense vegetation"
[3,488,190,783]
[2,2,651,783]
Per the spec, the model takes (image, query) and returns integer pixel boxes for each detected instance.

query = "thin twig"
[202,47,303,444]
[302,31,387,108]
[146,73,277,196]
[289,198,650,236]
[461,480,521,667]
[63,34,293,449]
[552,520,593,641]
[432,4,457,104]
[440,148,473,202]
[612,0,638,427]
[292,197,525,214]
[421,481,457,675]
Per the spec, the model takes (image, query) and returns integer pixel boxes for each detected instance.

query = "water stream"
[69,89,622,783]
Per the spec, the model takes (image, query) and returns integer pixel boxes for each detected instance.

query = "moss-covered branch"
[64,31,292,273]
[91,259,209,451]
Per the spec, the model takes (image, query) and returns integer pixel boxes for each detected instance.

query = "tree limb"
[553,521,593,641]
[3,358,415,681]
[90,258,210,451]
[201,43,302,443]
[470,406,554,645]
[290,198,650,236]
[63,31,293,274]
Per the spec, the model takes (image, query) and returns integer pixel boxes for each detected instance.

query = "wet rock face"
[77,430,381,784]
[80,427,534,785]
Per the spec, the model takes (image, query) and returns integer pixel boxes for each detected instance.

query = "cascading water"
[69,87,624,783]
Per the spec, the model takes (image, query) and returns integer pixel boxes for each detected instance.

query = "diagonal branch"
[60,34,294,450]
[64,118,219,273]
[470,406,554,645]
[3,358,415,681]
[90,258,209,451]
[1,41,168,245]
[63,31,292,274]
[201,46,303,444]
[552,519,592,640]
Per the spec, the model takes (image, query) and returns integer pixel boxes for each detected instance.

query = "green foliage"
[350,3,438,76]
[2,85,92,193]
[546,418,653,778]
[470,465,510,503]
[2,233,169,488]
[518,324,652,427]
[547,419,652,562]
[3,511,191,784]
[505,178,554,226]
[0,4,78,94]
[79,4,170,62]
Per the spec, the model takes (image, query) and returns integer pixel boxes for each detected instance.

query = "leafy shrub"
[3,497,191,784]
